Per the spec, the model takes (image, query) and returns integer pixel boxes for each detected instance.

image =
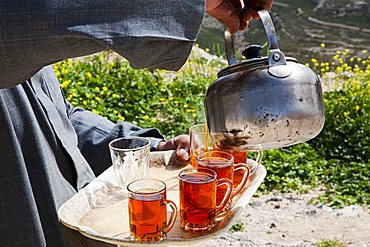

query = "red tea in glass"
[197,154,233,205]
[197,151,250,208]
[128,179,177,241]
[213,146,248,187]
[179,168,232,231]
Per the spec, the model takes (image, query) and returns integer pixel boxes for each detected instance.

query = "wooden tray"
[58,151,266,246]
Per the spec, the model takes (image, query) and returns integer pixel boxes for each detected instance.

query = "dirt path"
[180,189,370,247]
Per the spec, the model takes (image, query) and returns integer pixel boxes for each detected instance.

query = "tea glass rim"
[189,123,208,134]
[108,136,150,152]
[196,150,234,168]
[178,167,217,184]
[127,178,166,196]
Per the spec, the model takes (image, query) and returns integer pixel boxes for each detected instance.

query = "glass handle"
[216,178,233,214]
[232,163,251,196]
[253,150,264,174]
[163,199,178,234]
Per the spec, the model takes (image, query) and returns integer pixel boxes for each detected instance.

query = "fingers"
[206,0,273,33]
[239,9,253,30]
[174,135,190,161]
[156,135,190,161]
[206,0,241,33]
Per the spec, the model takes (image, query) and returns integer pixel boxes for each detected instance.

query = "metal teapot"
[205,10,325,152]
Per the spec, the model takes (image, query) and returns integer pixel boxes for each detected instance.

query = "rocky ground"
[178,188,370,247]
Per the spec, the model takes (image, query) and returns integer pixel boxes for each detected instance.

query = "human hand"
[156,134,190,161]
[206,0,273,33]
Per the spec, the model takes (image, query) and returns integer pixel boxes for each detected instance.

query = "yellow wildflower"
[184,104,188,108]
[151,118,157,123]
[311,58,317,64]
[113,110,118,114]
[102,86,108,91]
[55,70,61,77]
[168,97,174,101]
[143,115,149,120]
[86,72,92,78]
[94,87,100,92]
[362,50,367,54]
[159,98,165,101]
[355,105,360,111]
[118,114,125,121]
[62,68,68,75]
[83,101,87,106]
[320,43,325,48]
[343,112,349,117]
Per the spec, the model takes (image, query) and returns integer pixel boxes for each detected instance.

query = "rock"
[318,204,334,213]
[265,196,283,203]
[346,243,370,247]
[336,205,364,217]
[250,201,263,207]
[313,0,370,18]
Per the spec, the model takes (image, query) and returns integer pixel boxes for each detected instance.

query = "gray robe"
[0,0,205,246]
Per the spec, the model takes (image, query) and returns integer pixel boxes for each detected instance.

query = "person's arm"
[65,100,166,175]
[0,0,206,88]
[0,0,273,89]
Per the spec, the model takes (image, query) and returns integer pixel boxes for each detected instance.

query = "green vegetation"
[229,220,245,233]
[54,46,369,208]
[316,239,344,247]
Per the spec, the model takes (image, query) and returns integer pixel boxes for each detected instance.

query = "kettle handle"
[224,10,287,68]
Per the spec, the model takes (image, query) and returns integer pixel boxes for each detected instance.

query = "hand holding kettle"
[206,0,274,33]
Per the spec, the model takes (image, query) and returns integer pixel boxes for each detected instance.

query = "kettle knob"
[242,45,263,59]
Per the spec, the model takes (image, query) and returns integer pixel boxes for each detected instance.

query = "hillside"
[196,0,370,64]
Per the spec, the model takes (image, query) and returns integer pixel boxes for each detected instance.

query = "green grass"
[316,239,344,247]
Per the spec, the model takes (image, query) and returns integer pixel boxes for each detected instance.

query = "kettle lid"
[218,49,298,78]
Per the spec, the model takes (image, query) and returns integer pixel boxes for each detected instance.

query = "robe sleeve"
[0,0,206,88]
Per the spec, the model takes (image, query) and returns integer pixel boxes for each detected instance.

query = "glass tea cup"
[127,178,177,241]
[109,137,150,189]
[189,124,213,169]
[179,168,232,231]
[196,151,250,208]
[189,123,263,176]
